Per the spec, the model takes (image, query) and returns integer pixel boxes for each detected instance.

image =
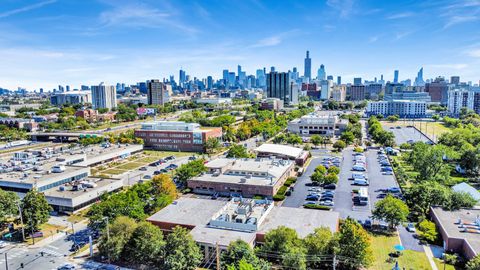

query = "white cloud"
[443,15,478,29]
[465,48,480,58]
[395,31,413,40]
[326,0,355,18]
[428,63,468,70]
[386,12,415,20]
[0,0,56,19]
[249,30,300,48]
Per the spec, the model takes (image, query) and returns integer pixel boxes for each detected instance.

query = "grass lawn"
[102,168,127,175]
[381,121,451,142]
[26,223,65,244]
[434,258,457,270]
[137,156,160,163]
[144,150,195,158]
[115,162,145,170]
[369,232,431,270]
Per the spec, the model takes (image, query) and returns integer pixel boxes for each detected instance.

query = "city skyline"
[0,0,479,90]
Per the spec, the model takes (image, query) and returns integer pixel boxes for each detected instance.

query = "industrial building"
[287,113,348,137]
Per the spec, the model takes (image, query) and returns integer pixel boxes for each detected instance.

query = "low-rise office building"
[134,121,222,152]
[366,100,427,118]
[260,98,284,111]
[188,158,295,198]
[50,90,92,106]
[254,143,309,166]
[430,207,480,259]
[287,113,348,137]
[147,197,339,259]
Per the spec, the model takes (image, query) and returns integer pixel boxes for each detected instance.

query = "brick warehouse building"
[134,121,222,152]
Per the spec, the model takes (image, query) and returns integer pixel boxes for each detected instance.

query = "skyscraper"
[147,79,171,106]
[91,83,117,110]
[317,64,326,80]
[353,78,362,85]
[451,76,460,85]
[337,76,342,85]
[394,70,399,83]
[304,51,311,80]
[207,76,213,90]
[179,69,186,84]
[414,67,425,86]
[267,72,291,103]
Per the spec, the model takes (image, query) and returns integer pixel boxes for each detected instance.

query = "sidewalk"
[423,245,439,270]
[30,220,89,249]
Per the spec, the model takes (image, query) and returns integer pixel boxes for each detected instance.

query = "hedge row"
[284,177,297,187]
[303,204,332,210]
[273,185,288,201]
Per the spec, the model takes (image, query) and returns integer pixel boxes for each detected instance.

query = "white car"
[0,241,8,249]
[406,223,416,232]
[319,201,334,207]
[383,171,394,175]
[308,187,321,192]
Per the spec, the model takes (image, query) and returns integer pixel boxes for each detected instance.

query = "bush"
[252,195,264,200]
[277,186,288,195]
[303,204,331,210]
[284,177,297,186]
[417,220,437,243]
[354,147,364,153]
[327,166,340,175]
[182,188,192,194]
[273,195,286,201]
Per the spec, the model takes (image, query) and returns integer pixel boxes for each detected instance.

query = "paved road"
[282,157,324,208]
[384,126,431,145]
[333,148,400,221]
[398,225,424,251]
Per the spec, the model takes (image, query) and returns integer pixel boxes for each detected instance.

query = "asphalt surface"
[333,148,399,221]
[384,126,431,145]
[398,225,424,252]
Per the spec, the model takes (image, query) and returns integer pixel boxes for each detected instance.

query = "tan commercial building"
[188,158,295,198]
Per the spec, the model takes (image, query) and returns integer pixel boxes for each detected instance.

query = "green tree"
[310,171,325,183]
[324,173,339,184]
[315,165,327,174]
[417,220,437,243]
[337,218,373,270]
[222,240,270,270]
[123,221,165,267]
[333,140,346,151]
[226,144,250,158]
[175,159,207,185]
[448,191,477,210]
[405,181,451,217]
[340,131,355,145]
[164,226,202,270]
[460,148,480,176]
[259,226,302,255]
[372,195,409,228]
[386,115,399,122]
[327,166,340,175]
[310,135,322,147]
[21,189,52,232]
[282,246,307,270]
[408,143,453,182]
[466,254,480,270]
[204,137,220,154]
[98,216,138,262]
[286,134,302,145]
[0,189,19,227]
[227,258,256,270]
[304,227,337,269]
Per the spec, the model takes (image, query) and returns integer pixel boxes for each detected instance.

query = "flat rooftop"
[147,197,227,227]
[254,143,304,159]
[205,158,292,179]
[44,177,122,199]
[76,144,143,166]
[432,207,480,254]
[190,226,256,247]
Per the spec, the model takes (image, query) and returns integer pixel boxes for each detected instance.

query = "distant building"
[287,113,348,136]
[426,77,449,104]
[451,76,460,85]
[304,51,311,80]
[320,80,332,100]
[147,80,171,106]
[75,109,97,122]
[194,98,232,105]
[331,85,346,102]
[254,143,309,166]
[350,85,366,101]
[134,121,222,152]
[366,100,427,118]
[394,70,399,83]
[446,88,480,115]
[91,83,117,110]
[266,72,292,104]
[317,64,326,80]
[365,84,383,100]
[260,98,284,111]
[0,118,38,131]
[50,91,91,106]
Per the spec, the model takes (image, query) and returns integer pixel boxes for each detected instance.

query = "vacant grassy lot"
[115,162,145,171]
[369,231,430,270]
[382,121,451,142]
[434,258,457,270]
[102,168,127,175]
[26,223,65,244]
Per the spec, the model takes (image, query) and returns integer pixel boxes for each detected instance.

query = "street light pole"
[17,202,25,242]
[5,252,8,270]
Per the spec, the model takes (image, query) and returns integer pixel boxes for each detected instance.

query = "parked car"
[153,170,161,175]
[319,201,334,207]
[377,193,387,199]
[0,241,8,249]
[139,167,147,171]
[308,187,321,192]
[353,179,369,186]
[323,184,337,190]
[303,201,317,206]
[406,223,416,232]
[143,175,152,179]
[305,182,321,186]
[383,171,394,175]
[388,187,401,193]
[188,156,197,160]
[57,264,75,270]
[211,193,219,200]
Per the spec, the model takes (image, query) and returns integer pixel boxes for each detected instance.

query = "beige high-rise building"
[91,83,117,110]
[147,79,172,106]
[332,85,346,102]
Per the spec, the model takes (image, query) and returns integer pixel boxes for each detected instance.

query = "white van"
[354,179,369,186]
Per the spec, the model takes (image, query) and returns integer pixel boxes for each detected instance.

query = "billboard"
[136,107,156,116]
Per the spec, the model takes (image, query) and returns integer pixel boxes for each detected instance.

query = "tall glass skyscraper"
[317,64,326,80]
[304,50,311,80]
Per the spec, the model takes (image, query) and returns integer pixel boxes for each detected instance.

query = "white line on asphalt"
[47,245,59,250]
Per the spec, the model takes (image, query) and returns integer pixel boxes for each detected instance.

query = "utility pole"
[5,252,8,270]
[17,203,25,242]
[216,242,220,270]
[333,254,337,270]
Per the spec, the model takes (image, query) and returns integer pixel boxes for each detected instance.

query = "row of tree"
[310,165,340,185]
[367,116,395,147]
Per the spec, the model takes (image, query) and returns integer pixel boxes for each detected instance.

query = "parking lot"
[333,148,400,221]
[383,126,432,145]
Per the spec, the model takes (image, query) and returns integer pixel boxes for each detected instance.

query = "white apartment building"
[366,100,427,118]
[91,83,117,110]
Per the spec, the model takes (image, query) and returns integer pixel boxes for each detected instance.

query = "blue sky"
[0,0,479,90]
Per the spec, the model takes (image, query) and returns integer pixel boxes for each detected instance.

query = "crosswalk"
[40,246,65,257]
[0,248,28,264]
